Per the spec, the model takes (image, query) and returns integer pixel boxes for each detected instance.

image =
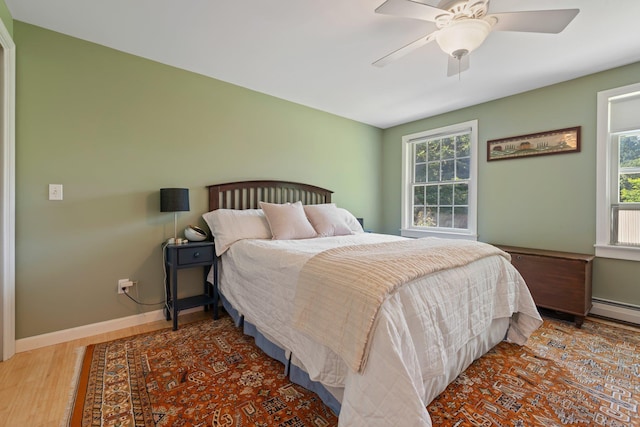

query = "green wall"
[14,22,382,338]
[381,61,640,306]
[0,0,11,36]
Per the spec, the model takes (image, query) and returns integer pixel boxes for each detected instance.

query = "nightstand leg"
[163,263,171,321]
[171,266,178,331]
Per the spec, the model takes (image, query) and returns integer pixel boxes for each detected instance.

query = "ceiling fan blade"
[490,9,579,33]
[375,0,450,22]
[447,54,470,77]
[373,32,438,67]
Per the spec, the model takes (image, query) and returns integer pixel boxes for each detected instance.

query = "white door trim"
[0,18,16,361]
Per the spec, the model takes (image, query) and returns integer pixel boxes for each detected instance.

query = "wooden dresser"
[495,245,595,327]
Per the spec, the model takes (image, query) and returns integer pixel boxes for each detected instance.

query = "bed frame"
[207,180,333,211]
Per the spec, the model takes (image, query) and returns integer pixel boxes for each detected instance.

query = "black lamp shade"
[160,188,190,212]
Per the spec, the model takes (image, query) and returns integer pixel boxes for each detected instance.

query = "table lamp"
[160,188,190,242]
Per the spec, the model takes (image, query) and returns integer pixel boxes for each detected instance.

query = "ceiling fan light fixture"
[435,19,491,57]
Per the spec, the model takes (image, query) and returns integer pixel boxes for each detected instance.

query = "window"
[613,133,640,246]
[596,83,640,261]
[401,120,477,239]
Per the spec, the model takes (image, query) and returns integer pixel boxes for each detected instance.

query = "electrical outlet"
[118,278,134,294]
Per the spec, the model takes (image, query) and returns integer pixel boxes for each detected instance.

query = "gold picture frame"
[487,126,581,161]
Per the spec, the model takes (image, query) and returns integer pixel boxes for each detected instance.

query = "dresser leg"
[575,315,585,328]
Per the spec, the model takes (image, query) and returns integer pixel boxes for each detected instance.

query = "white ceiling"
[6,0,640,129]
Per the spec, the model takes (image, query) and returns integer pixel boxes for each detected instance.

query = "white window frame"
[595,82,640,261]
[401,120,478,240]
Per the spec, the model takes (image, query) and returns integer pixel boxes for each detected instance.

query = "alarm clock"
[184,225,207,242]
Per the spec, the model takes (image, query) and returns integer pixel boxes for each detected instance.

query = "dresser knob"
[194,252,200,258]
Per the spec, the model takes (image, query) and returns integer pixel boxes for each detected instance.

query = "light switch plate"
[49,184,63,200]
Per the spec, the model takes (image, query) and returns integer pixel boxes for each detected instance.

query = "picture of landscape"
[487,126,581,161]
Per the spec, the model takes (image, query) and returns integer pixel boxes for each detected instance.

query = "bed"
[202,180,542,427]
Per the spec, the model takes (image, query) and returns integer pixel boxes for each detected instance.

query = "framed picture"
[487,126,581,161]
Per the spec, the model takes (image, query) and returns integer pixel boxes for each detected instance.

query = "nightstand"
[163,241,217,330]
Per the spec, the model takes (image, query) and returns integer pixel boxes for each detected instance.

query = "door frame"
[0,18,16,361]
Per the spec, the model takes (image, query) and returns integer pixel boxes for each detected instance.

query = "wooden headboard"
[206,180,333,211]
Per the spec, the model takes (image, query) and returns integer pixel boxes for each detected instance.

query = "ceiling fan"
[373,0,579,76]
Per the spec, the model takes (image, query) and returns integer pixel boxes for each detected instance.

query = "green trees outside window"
[619,134,640,203]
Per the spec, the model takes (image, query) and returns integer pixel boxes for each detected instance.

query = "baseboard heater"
[590,298,640,326]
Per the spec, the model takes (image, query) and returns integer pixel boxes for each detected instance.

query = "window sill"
[594,244,640,261]
[400,228,478,241]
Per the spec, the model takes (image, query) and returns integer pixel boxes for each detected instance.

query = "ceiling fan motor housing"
[435,18,492,57]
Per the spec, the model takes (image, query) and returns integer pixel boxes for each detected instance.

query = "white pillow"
[337,207,365,233]
[259,201,317,240]
[202,209,272,256]
[304,203,353,237]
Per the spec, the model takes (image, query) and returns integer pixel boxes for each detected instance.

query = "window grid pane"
[425,185,438,205]
[414,186,425,205]
[438,207,453,228]
[415,163,426,183]
[454,183,469,205]
[439,184,454,205]
[454,207,469,229]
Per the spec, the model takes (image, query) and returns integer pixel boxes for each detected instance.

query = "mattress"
[208,233,542,426]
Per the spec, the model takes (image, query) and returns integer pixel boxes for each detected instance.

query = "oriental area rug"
[429,317,640,427]
[67,315,640,427]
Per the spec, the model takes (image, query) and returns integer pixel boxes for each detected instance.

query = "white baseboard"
[590,298,640,326]
[16,307,204,353]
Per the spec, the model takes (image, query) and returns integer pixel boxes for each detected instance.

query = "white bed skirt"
[219,293,509,418]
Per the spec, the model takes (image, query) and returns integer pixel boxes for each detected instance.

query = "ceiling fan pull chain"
[452,49,466,81]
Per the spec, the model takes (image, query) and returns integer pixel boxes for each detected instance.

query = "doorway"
[0,19,16,361]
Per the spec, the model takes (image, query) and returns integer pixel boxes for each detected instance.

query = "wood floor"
[0,311,210,427]
[0,312,637,427]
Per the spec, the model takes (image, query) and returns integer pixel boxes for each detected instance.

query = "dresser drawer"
[177,245,214,266]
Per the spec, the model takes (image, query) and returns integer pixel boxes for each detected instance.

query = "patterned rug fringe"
[61,346,86,427]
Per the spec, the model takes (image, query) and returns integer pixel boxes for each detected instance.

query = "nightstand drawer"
[177,245,214,266]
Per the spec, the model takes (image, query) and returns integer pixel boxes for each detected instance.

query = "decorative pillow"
[259,201,317,240]
[337,207,365,233]
[202,209,272,256]
[304,203,354,237]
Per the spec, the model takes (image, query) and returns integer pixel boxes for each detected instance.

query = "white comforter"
[210,234,542,426]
